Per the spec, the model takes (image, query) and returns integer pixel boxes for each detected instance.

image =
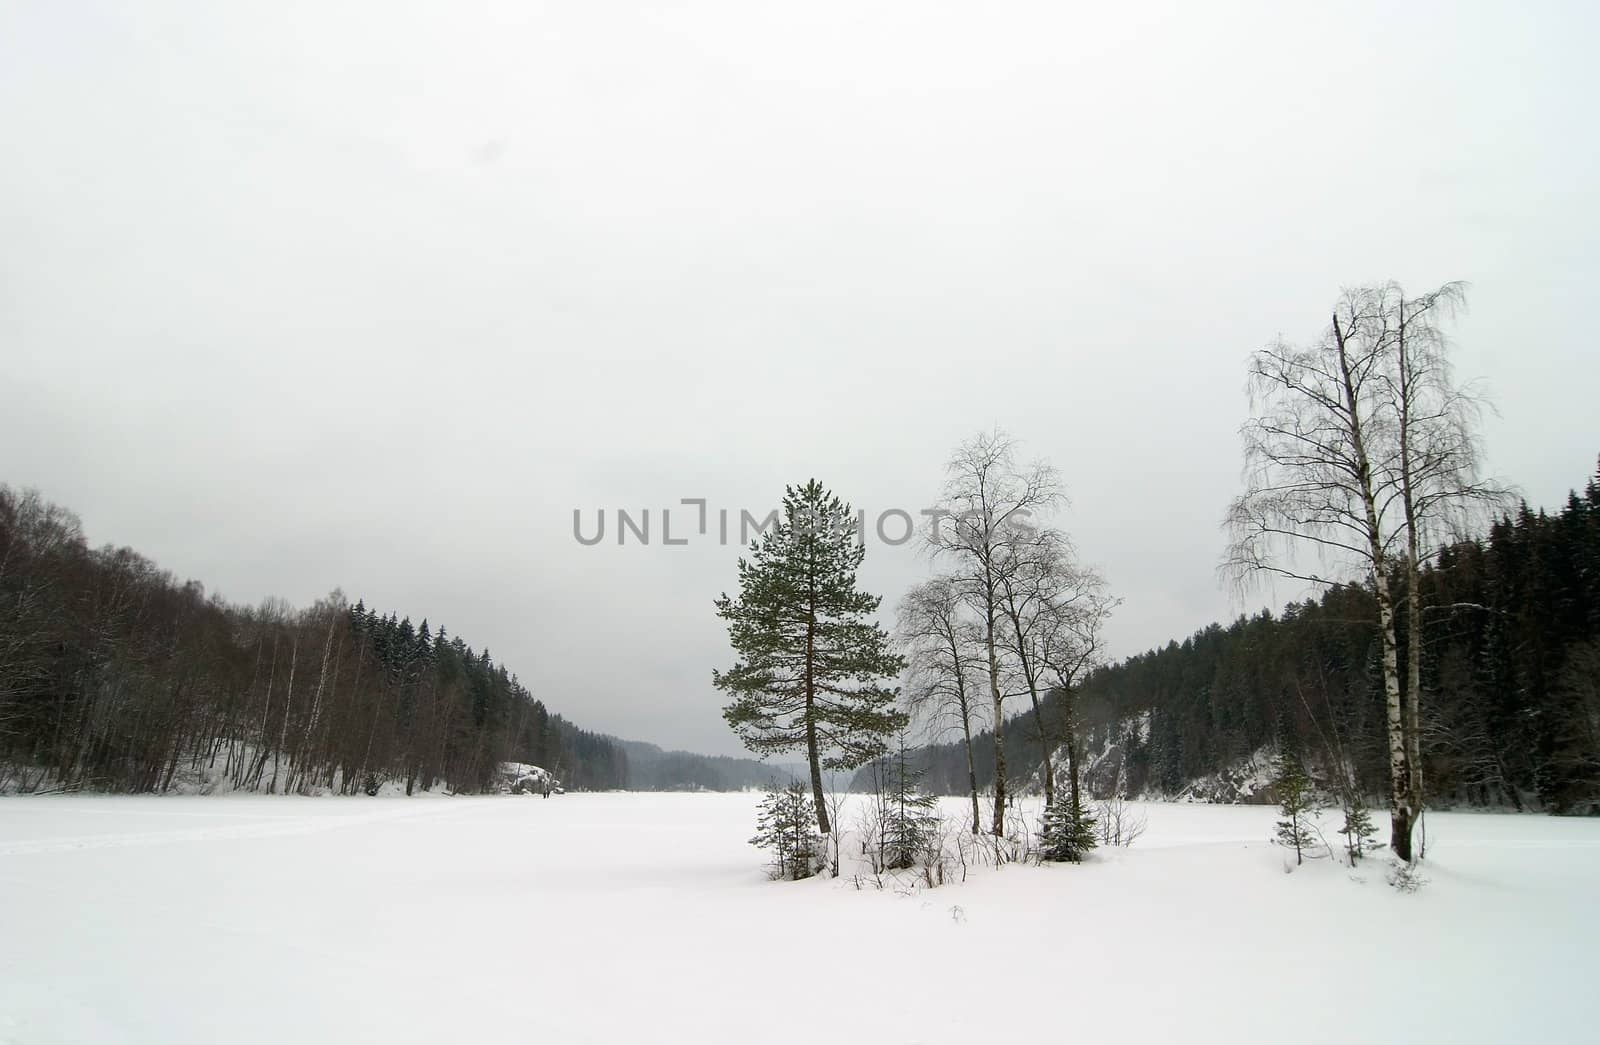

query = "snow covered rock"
[497,762,558,796]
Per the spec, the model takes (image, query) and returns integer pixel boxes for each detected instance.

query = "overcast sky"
[3,1,1596,757]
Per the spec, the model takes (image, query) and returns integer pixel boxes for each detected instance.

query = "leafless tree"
[1225,282,1504,863]
[821,787,850,877]
[928,430,1061,837]
[1373,281,1510,829]
[1032,551,1116,830]
[897,575,988,834]
[993,522,1064,807]
[1224,287,1416,859]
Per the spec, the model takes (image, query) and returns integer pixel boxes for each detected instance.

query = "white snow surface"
[1,793,1595,1044]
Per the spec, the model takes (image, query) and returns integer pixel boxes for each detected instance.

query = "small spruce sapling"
[1336,777,1377,864]
[1037,793,1097,863]
[1272,749,1319,866]
[881,734,939,871]
[751,781,820,880]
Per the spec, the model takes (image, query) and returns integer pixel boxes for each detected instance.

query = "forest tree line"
[883,460,1600,816]
[0,485,628,794]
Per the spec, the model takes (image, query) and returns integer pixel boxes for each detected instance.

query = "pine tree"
[1273,748,1319,865]
[750,781,819,880]
[715,480,907,833]
[881,734,940,870]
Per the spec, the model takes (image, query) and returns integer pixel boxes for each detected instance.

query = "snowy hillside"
[2,793,1595,1044]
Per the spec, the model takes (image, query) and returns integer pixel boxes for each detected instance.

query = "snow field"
[1,793,1595,1044]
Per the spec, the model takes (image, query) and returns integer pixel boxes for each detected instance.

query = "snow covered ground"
[1,793,1595,1044]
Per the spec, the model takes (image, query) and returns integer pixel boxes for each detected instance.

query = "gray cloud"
[3,1,1597,755]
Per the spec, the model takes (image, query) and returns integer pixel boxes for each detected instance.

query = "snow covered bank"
[0,794,1594,1044]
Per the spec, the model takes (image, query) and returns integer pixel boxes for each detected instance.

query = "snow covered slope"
[0,794,1594,1044]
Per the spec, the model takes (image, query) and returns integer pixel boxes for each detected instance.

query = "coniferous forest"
[0,485,628,794]
[891,460,1600,816]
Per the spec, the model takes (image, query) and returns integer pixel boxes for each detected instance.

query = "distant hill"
[0,485,633,796]
[615,740,811,792]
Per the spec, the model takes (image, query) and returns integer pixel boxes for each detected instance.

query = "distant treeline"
[0,486,628,794]
[874,460,1600,814]
[618,740,806,792]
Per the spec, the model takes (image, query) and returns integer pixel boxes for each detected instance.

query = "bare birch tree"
[929,431,1060,836]
[1373,281,1509,834]
[1228,281,1508,862]
[995,523,1087,808]
[1224,288,1418,859]
[1032,554,1115,830]
[898,575,987,834]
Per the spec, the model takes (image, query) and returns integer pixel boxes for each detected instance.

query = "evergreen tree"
[1338,797,1378,864]
[1037,793,1097,863]
[1273,748,1319,865]
[715,480,907,833]
[750,781,819,881]
[881,733,940,871]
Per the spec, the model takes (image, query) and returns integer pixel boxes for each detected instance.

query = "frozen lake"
[2,793,1596,1044]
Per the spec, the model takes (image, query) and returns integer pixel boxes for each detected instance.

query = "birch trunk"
[269,635,298,794]
[1374,567,1414,861]
[958,684,981,836]
[1395,315,1427,843]
[1334,311,1415,862]
[1004,595,1054,808]
[986,613,1006,837]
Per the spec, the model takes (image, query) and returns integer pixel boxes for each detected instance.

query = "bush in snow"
[1387,857,1427,892]
[1095,792,1147,847]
